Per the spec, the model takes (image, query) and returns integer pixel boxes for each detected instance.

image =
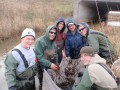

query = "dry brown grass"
[0,0,72,41]
[0,0,73,55]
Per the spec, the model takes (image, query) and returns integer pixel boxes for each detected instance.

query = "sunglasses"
[79,27,86,32]
[49,31,56,35]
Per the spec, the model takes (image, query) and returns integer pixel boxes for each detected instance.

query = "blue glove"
[9,86,16,90]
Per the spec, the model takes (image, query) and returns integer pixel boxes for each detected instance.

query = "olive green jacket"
[87,30,116,57]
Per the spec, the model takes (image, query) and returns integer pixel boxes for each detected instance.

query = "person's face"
[49,28,57,41]
[21,36,35,48]
[68,24,76,32]
[80,53,91,66]
[58,22,64,31]
[78,25,87,36]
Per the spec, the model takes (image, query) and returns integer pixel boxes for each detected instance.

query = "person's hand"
[9,86,16,90]
[66,56,70,61]
[74,77,81,85]
[51,63,59,71]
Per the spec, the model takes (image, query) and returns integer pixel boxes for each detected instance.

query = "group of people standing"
[4,17,118,90]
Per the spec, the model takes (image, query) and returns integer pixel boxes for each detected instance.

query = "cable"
[95,0,113,65]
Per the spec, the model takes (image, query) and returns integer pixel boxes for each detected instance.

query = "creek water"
[108,11,120,27]
[0,55,8,90]
[107,21,120,27]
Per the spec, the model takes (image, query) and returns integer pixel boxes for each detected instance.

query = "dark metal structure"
[73,0,120,23]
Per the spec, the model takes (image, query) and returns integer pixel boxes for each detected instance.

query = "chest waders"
[12,49,35,90]
[37,47,57,89]
[44,49,56,65]
[56,39,64,63]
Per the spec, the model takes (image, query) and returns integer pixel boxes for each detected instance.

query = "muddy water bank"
[0,38,19,90]
[0,37,20,57]
[0,37,18,90]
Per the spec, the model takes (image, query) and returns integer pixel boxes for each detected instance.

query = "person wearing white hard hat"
[5,28,36,90]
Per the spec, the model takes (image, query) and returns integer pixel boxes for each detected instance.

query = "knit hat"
[80,46,94,56]
[67,18,75,26]
[21,28,35,39]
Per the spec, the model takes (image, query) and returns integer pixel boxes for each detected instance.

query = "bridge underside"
[73,0,120,23]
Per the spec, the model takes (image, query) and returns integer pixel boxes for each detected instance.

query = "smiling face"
[49,28,57,41]
[21,36,35,48]
[78,25,87,36]
[58,22,64,32]
[80,53,92,66]
[68,24,76,32]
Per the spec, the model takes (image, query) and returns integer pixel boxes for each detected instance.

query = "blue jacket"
[65,30,87,59]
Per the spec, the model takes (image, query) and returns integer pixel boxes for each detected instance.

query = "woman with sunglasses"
[35,25,59,86]
[77,22,118,66]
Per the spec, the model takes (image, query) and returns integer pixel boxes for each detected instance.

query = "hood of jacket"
[89,54,106,65]
[67,18,77,30]
[43,25,58,42]
[56,17,66,33]
[77,22,90,37]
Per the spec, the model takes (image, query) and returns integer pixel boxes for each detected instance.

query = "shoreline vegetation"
[0,0,120,56]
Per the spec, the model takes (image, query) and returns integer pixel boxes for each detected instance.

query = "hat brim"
[68,23,74,26]
[21,35,35,39]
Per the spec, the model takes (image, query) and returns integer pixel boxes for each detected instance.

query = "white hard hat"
[21,28,35,39]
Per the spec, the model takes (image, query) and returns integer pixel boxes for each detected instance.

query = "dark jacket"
[65,30,87,59]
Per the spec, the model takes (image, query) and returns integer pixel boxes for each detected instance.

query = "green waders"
[13,49,36,90]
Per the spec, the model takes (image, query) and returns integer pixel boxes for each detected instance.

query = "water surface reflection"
[107,21,120,27]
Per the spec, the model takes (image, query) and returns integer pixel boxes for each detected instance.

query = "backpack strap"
[33,48,35,53]
[97,63,116,79]
[12,49,29,68]
[90,32,108,38]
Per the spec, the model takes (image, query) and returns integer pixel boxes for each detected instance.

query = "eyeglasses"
[49,31,56,35]
[79,27,86,32]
